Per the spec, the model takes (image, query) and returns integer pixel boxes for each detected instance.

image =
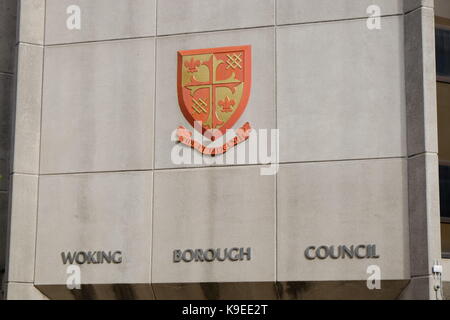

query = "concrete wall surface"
[1,0,446,300]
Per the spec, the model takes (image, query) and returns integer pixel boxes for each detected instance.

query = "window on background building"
[440,165,450,258]
[436,26,450,82]
[436,24,450,259]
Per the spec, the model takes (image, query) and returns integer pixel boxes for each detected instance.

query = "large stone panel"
[405,7,438,156]
[6,174,39,283]
[277,16,406,163]
[408,153,441,277]
[152,166,276,284]
[153,282,278,300]
[34,172,153,293]
[13,44,43,175]
[40,38,155,174]
[277,0,403,25]
[277,159,409,282]
[277,280,409,300]
[6,283,48,300]
[45,0,156,45]
[157,0,275,36]
[404,0,434,13]
[155,28,275,169]
[17,0,45,45]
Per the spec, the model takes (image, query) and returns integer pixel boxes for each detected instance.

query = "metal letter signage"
[176,45,252,155]
[173,247,252,263]
[304,245,380,260]
[61,251,123,265]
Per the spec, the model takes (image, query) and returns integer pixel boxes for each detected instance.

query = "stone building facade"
[0,0,449,300]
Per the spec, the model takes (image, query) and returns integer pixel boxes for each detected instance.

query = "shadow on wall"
[0,0,18,300]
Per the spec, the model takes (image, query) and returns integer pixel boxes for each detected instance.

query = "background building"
[0,0,449,300]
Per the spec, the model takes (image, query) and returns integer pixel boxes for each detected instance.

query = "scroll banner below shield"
[177,122,252,156]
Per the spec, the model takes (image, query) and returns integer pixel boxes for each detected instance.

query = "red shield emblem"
[177,45,252,143]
